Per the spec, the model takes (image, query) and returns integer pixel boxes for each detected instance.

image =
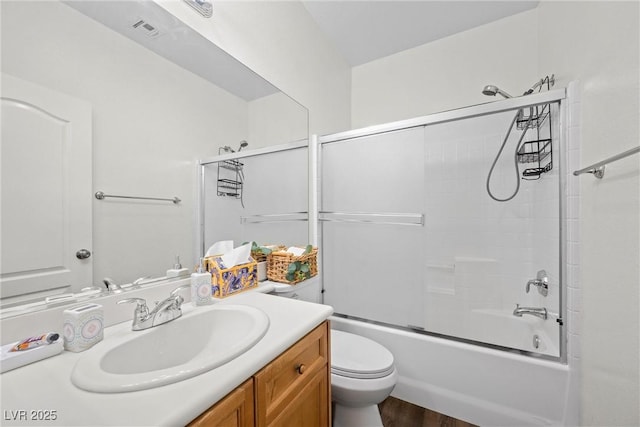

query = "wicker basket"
[251,245,285,263]
[267,247,318,284]
[251,251,268,263]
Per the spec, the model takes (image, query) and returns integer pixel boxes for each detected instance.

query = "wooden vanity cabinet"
[188,321,330,427]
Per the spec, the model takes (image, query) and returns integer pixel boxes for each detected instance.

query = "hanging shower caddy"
[216,156,244,198]
[516,75,554,179]
[518,137,552,178]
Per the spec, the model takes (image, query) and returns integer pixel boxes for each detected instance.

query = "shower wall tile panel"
[565,81,582,362]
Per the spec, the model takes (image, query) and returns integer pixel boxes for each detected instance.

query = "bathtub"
[331,315,573,426]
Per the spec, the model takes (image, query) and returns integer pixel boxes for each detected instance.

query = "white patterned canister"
[63,303,104,352]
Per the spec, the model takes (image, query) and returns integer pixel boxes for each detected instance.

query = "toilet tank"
[269,277,322,304]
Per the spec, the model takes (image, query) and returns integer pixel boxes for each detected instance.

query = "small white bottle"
[191,258,213,306]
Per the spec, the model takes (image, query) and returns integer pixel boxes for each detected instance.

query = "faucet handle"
[170,284,191,297]
[117,297,147,306]
[117,298,149,317]
[166,285,190,309]
[525,270,549,296]
[132,276,152,286]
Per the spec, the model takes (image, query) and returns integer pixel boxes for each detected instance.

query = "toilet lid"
[331,330,395,379]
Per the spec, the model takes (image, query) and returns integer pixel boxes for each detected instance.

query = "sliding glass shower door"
[320,127,425,328]
[320,103,562,357]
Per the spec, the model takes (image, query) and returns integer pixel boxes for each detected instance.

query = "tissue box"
[205,256,258,298]
[63,303,104,352]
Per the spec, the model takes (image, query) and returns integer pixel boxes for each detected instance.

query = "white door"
[1,74,92,299]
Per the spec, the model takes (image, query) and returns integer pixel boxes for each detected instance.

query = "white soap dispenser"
[191,258,213,306]
[166,255,189,278]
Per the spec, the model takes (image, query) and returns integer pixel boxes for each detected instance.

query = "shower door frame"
[315,88,569,363]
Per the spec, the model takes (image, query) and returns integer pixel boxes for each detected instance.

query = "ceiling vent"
[131,18,160,38]
[184,0,213,18]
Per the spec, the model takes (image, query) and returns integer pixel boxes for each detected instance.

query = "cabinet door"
[189,378,254,427]
[254,322,329,427]
[268,367,328,427]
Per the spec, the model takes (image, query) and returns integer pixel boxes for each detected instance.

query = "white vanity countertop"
[0,292,333,426]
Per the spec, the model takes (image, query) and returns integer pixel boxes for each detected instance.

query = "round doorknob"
[296,364,306,375]
[76,249,92,259]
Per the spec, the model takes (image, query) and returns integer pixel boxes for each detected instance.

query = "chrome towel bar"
[573,146,640,179]
[94,191,181,204]
[319,211,425,226]
[240,212,308,224]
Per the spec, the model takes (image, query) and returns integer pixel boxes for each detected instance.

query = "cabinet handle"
[296,364,306,375]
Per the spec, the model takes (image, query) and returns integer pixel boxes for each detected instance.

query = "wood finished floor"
[378,397,477,427]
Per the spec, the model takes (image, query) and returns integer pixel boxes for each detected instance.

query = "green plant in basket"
[243,241,272,262]
[285,245,314,282]
[248,241,272,256]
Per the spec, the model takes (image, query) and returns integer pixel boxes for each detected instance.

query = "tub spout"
[513,304,548,320]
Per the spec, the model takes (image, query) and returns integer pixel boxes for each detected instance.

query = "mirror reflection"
[201,145,310,256]
[0,0,309,310]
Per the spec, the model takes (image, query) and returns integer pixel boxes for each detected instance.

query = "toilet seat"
[331,330,395,380]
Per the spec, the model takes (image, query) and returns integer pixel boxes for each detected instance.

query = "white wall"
[538,2,640,426]
[157,0,352,137]
[349,2,639,425]
[248,92,309,148]
[351,10,539,128]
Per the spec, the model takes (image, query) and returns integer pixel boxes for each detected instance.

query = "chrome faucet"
[118,285,190,331]
[103,277,124,293]
[513,304,548,320]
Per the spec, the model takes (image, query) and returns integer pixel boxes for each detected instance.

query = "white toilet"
[331,329,398,427]
[270,280,398,427]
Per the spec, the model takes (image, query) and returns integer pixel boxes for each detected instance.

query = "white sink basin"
[71,304,269,393]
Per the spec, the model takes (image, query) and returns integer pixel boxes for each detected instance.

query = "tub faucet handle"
[526,270,549,296]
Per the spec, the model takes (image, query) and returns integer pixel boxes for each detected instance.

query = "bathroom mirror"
[0,0,309,311]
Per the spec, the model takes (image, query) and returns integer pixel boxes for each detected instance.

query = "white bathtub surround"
[0,292,332,426]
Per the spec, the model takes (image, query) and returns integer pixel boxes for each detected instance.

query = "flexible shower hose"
[486,109,534,202]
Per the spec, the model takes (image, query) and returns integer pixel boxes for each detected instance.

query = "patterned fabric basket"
[266,247,318,285]
[204,256,258,298]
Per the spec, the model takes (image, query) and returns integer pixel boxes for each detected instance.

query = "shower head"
[237,141,248,152]
[482,85,513,99]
